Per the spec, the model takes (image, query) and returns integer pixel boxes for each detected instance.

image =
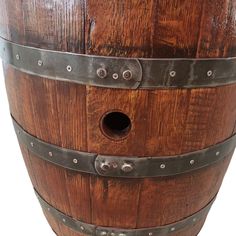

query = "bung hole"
[101,112,131,139]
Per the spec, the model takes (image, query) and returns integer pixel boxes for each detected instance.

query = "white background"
[0,64,235,236]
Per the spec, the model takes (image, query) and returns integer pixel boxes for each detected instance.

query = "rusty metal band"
[1,37,236,89]
[13,119,236,178]
[35,189,216,236]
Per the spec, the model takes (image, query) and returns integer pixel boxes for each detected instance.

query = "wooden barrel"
[1,1,236,235]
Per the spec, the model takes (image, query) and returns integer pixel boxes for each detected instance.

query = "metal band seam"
[1,36,236,89]
[12,118,236,178]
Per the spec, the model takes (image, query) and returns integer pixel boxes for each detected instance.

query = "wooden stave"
[1,0,236,235]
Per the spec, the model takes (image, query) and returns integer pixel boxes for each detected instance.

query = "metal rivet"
[30,142,34,147]
[73,159,78,164]
[160,164,166,169]
[62,218,66,223]
[110,233,115,236]
[121,163,134,173]
[112,73,119,80]
[47,207,50,211]
[216,151,220,156]
[38,60,43,66]
[193,218,197,222]
[123,70,133,80]
[16,54,20,60]
[149,233,153,236]
[118,234,126,236]
[67,65,72,72]
[100,232,107,236]
[190,160,195,165]
[170,227,176,232]
[100,162,111,171]
[170,71,176,77]
[207,70,213,77]
[97,68,108,79]
[48,152,53,157]
[80,226,85,231]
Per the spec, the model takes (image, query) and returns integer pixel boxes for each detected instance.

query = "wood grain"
[1,1,236,236]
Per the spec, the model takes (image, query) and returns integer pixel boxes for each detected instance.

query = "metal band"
[35,189,216,236]
[1,37,236,89]
[13,119,236,178]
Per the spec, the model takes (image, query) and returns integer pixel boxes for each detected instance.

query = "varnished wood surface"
[5,67,236,156]
[1,1,236,236]
[1,0,236,58]
[20,143,233,229]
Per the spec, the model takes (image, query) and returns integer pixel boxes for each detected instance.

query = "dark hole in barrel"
[101,112,131,139]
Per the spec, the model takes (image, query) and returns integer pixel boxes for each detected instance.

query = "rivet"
[48,152,53,157]
[62,218,66,223]
[118,234,126,236]
[216,151,220,156]
[16,54,20,60]
[170,227,176,232]
[123,70,133,80]
[80,226,85,231]
[193,218,197,222]
[100,232,107,236]
[97,68,108,79]
[110,233,115,236]
[112,73,119,80]
[170,71,176,77]
[149,233,153,236]
[121,163,134,173]
[100,162,111,171]
[38,60,43,66]
[190,160,195,165]
[160,164,166,169]
[207,70,213,77]
[30,142,34,147]
[73,159,78,164]
[47,207,50,211]
[67,65,72,72]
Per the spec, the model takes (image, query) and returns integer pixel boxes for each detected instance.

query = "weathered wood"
[1,1,236,235]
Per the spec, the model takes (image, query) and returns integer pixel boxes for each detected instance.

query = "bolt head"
[80,226,85,231]
[73,159,78,164]
[216,151,220,156]
[100,232,107,236]
[121,163,134,173]
[97,68,108,79]
[30,142,34,147]
[170,227,176,232]
[149,233,153,236]
[48,152,53,157]
[123,70,132,80]
[100,162,111,171]
[16,54,20,60]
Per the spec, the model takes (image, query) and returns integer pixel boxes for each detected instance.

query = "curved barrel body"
[1,1,236,236]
